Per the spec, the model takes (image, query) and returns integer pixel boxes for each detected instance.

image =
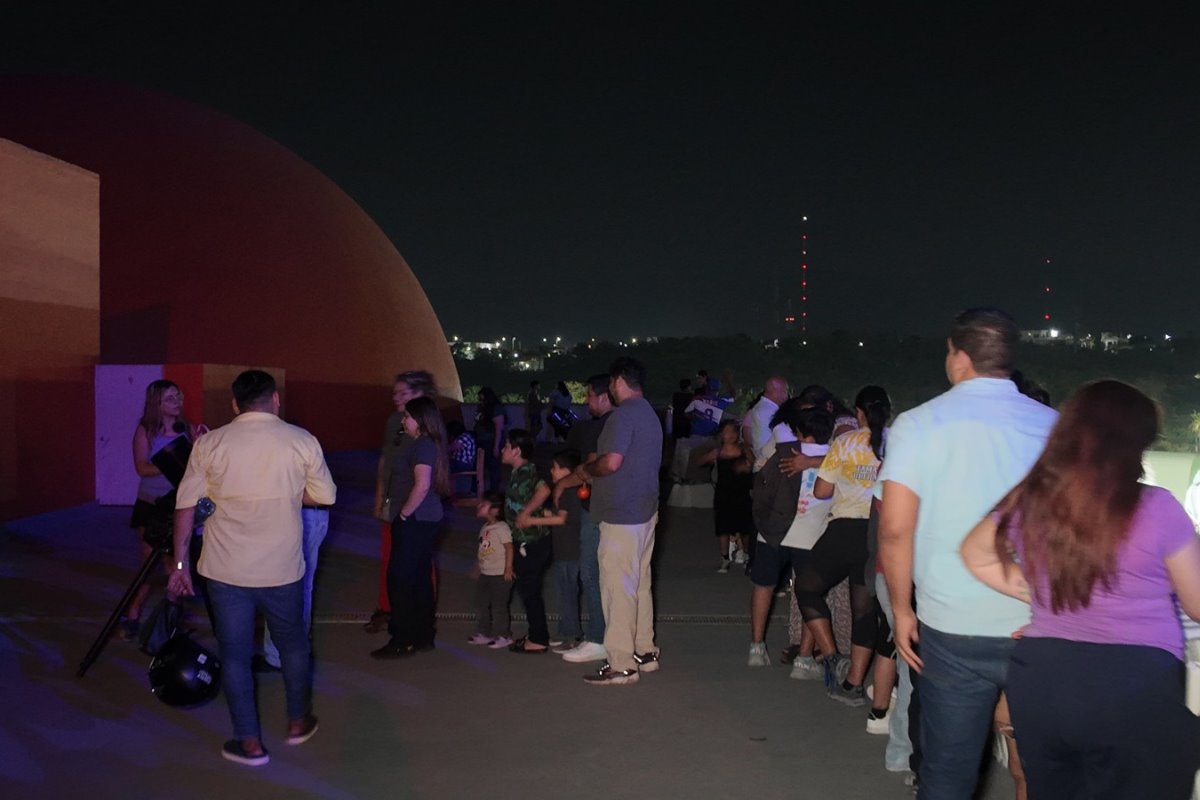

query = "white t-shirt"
[477,521,513,576]
[780,442,834,549]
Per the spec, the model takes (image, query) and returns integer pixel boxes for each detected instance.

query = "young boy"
[541,450,585,652]
[469,491,515,648]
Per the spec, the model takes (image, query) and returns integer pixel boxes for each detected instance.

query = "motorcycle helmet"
[148,634,221,708]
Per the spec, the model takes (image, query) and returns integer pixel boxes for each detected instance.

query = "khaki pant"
[599,515,658,671]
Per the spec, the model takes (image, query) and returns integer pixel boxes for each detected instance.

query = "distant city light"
[858,341,864,347]
[1165,334,1173,341]
[1050,329,1060,339]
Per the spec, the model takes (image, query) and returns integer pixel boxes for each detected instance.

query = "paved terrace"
[0,451,1013,799]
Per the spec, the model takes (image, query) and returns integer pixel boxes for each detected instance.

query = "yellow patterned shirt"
[816,428,882,520]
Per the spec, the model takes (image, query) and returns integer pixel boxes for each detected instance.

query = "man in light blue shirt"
[880,308,1057,800]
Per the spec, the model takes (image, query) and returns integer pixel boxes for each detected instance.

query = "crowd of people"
[120,307,1200,798]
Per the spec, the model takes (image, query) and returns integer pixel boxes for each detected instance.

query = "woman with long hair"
[794,385,891,705]
[371,396,450,659]
[962,380,1200,798]
[366,370,435,634]
[124,380,205,639]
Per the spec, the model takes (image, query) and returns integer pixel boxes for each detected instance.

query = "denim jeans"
[579,509,605,644]
[263,508,329,667]
[917,624,1015,800]
[552,559,582,639]
[208,578,311,740]
[875,573,913,772]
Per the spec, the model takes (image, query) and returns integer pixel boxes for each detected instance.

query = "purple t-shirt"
[1007,485,1195,659]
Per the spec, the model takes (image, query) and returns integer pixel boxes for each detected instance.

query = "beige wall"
[0,138,100,520]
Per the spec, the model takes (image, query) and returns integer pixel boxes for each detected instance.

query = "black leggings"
[794,517,877,650]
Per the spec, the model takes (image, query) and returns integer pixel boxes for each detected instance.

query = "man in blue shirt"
[880,308,1057,799]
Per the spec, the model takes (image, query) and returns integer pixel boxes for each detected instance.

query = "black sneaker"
[222,739,269,766]
[583,663,639,686]
[633,650,660,673]
[370,640,416,660]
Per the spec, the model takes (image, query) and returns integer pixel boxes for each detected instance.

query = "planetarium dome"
[0,75,459,451]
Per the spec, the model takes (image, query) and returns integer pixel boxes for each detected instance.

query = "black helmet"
[148,634,221,708]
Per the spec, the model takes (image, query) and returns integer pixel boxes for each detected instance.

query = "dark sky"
[4,4,1198,341]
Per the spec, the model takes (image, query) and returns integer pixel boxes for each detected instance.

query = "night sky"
[4,5,1198,341]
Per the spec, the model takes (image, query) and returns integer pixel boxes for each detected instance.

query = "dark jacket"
[752,441,805,547]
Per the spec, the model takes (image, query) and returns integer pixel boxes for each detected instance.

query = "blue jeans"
[579,509,605,644]
[553,559,582,639]
[263,508,329,667]
[208,578,311,740]
[875,573,913,772]
[917,624,1015,800]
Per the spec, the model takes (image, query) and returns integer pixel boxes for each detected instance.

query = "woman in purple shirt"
[962,380,1200,799]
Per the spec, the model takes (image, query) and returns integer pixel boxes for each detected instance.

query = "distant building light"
[858,341,864,347]
[1050,329,1060,339]
[1165,334,1173,341]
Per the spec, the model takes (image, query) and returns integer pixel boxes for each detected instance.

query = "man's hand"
[503,565,515,583]
[515,512,532,529]
[779,452,823,477]
[892,607,923,673]
[167,566,195,598]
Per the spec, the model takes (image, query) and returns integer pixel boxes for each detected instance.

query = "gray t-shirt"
[591,396,663,525]
[388,436,445,523]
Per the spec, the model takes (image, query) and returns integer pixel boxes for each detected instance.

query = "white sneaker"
[747,642,771,667]
[733,549,748,564]
[561,640,608,663]
[789,656,824,680]
[866,708,890,735]
[717,558,731,574]
[467,633,493,646]
[488,636,514,650]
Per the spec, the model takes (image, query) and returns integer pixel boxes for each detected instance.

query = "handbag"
[138,598,185,657]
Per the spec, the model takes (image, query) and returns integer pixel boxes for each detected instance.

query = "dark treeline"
[457,333,1200,451]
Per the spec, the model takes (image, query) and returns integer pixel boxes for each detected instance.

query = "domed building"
[0,75,458,519]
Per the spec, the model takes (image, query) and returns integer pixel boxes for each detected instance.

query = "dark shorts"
[750,540,808,588]
[129,498,170,529]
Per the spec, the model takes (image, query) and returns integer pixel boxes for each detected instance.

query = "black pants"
[513,536,551,645]
[794,517,877,649]
[386,517,440,647]
[1008,636,1200,800]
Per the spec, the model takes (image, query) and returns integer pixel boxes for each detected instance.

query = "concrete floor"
[0,451,1014,799]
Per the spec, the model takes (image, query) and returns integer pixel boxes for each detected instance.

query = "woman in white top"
[124,380,205,640]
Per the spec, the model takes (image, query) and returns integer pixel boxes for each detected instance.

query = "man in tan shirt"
[169,370,336,767]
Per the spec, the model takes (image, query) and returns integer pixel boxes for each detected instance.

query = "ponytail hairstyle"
[854,385,892,461]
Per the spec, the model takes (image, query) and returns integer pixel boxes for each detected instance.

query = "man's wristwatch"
[175,560,187,571]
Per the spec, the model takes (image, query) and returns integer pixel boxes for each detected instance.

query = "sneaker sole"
[584,674,639,686]
[285,719,319,746]
[222,747,269,766]
[562,649,608,663]
[790,669,823,680]
[827,691,868,707]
